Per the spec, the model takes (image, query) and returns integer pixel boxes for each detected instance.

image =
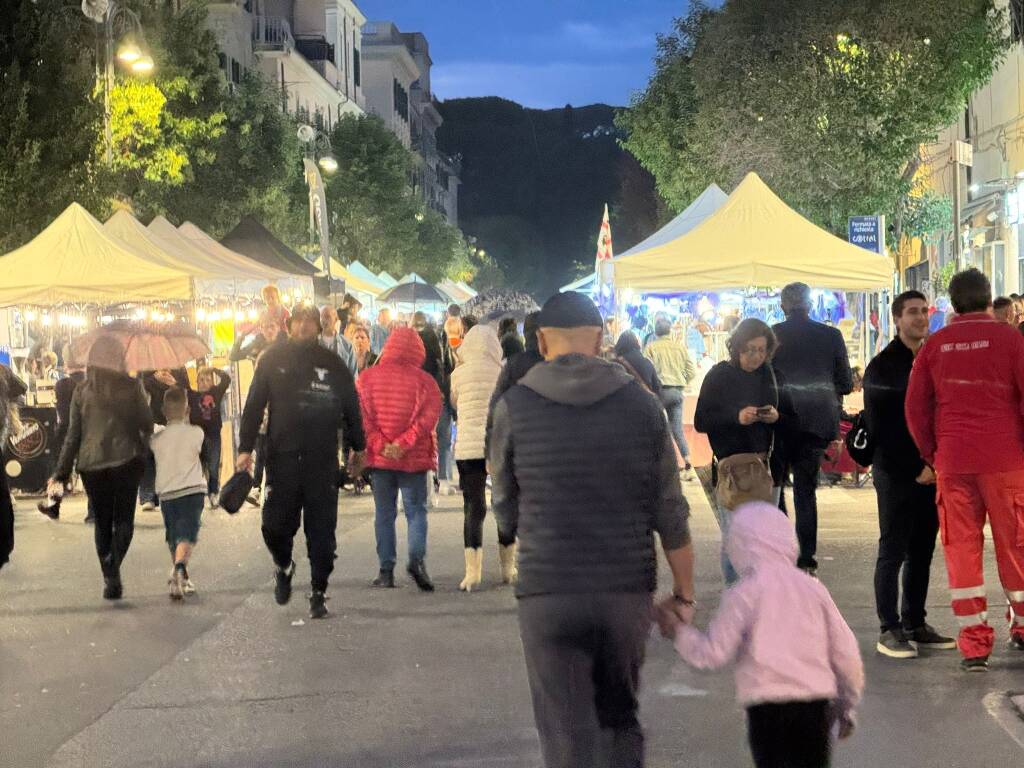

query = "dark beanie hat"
[538,291,603,329]
[288,304,322,332]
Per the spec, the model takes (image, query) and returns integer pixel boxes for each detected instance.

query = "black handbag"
[844,412,873,467]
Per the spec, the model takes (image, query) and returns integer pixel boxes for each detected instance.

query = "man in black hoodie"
[490,292,694,768]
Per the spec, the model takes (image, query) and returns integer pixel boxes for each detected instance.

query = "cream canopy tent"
[0,203,193,306]
[347,261,391,293]
[613,173,894,293]
[560,184,729,293]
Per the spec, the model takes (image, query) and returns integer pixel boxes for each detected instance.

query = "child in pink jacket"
[661,501,864,768]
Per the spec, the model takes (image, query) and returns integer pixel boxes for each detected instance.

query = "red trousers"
[937,470,1024,659]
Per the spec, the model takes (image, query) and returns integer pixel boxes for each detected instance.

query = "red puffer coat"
[357,327,443,473]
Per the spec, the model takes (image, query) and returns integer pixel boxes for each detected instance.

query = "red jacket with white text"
[905,312,1024,475]
[357,327,442,474]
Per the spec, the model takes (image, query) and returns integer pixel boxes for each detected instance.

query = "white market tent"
[176,221,315,299]
[312,256,382,301]
[347,260,391,293]
[377,271,399,287]
[613,173,894,292]
[560,184,730,293]
[438,279,475,303]
[0,203,193,306]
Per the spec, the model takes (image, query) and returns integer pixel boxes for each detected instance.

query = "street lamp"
[298,124,339,301]
[81,0,153,166]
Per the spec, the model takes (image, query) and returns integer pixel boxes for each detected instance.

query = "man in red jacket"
[906,268,1024,671]
[357,327,443,591]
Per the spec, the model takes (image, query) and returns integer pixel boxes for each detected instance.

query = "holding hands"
[654,594,697,639]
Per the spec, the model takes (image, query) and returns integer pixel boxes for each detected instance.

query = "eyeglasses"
[740,346,768,357]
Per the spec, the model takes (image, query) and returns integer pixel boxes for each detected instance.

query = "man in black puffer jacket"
[490,292,694,768]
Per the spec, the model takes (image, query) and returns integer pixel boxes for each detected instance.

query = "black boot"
[309,590,329,619]
[371,568,395,588]
[274,561,295,605]
[101,556,122,600]
[407,560,434,592]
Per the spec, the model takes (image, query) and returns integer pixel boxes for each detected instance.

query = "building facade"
[205,0,366,131]
[914,0,1024,298]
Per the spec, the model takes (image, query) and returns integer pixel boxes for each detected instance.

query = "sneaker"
[908,624,957,650]
[37,500,60,520]
[141,501,157,512]
[274,561,295,606]
[876,629,918,659]
[208,493,220,509]
[169,566,185,601]
[1009,634,1024,651]
[309,590,329,619]
[83,513,95,524]
[102,576,123,600]
[371,569,395,588]
[960,656,989,672]
[407,560,435,592]
[439,480,453,496]
[246,488,262,507]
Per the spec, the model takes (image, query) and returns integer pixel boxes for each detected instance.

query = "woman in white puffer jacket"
[450,324,515,591]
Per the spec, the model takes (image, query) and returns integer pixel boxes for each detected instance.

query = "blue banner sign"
[848,216,884,254]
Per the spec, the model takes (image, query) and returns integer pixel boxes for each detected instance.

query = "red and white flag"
[595,203,614,263]
[594,204,615,317]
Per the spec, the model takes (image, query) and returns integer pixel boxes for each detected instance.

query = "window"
[353,45,361,88]
[1013,0,1024,42]
[218,52,227,72]
[231,59,241,85]
[393,78,409,122]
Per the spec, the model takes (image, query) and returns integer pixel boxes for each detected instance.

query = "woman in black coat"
[613,331,661,395]
[0,365,27,571]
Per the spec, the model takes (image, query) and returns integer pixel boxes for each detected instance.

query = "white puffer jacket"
[450,325,503,460]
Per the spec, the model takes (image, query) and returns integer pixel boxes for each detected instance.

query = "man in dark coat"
[771,282,853,574]
[486,311,543,453]
[489,292,694,768]
[863,290,955,660]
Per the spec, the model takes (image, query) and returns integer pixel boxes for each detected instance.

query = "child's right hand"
[837,716,855,740]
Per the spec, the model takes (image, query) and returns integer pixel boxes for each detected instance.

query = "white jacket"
[450,325,503,461]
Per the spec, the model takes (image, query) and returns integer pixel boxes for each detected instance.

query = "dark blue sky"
[357,0,687,109]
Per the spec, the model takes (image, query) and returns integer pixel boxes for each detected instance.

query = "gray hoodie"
[489,353,690,597]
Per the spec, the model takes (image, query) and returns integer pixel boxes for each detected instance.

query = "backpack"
[844,412,873,467]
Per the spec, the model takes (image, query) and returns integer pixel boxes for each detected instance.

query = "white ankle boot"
[498,542,518,585]
[459,547,483,592]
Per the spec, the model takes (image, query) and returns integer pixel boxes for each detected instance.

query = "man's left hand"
[915,465,936,485]
[347,450,367,477]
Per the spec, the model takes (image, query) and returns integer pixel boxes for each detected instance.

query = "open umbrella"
[69,320,210,371]
[462,290,539,323]
[377,281,448,306]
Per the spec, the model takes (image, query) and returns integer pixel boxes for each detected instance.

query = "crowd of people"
[4,269,1024,767]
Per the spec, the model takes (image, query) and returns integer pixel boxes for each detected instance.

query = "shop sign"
[848,216,885,254]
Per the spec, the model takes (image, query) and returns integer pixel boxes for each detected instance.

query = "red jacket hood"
[380,327,426,368]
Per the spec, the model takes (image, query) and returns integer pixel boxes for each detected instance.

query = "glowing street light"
[130,55,155,74]
[317,151,339,174]
[117,41,142,63]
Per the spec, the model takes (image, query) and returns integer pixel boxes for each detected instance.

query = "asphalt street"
[2,479,1023,768]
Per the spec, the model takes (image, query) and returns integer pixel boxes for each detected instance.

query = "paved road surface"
[2,481,1022,767]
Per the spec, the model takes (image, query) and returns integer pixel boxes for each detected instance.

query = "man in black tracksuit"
[863,290,955,659]
[490,292,694,768]
[771,282,853,573]
[237,306,366,619]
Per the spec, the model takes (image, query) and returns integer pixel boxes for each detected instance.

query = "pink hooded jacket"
[674,502,864,717]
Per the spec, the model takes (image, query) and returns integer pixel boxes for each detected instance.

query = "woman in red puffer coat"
[357,327,443,591]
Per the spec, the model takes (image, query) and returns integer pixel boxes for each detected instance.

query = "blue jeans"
[161,493,203,549]
[436,405,453,482]
[660,387,690,461]
[202,432,222,495]
[372,470,429,570]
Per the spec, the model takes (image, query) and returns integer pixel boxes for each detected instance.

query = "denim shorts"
[161,493,204,547]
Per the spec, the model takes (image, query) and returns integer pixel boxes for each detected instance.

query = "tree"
[325,114,463,283]
[0,0,107,252]
[620,0,1008,236]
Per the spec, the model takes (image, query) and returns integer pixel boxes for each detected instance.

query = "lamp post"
[81,0,153,166]
[298,124,339,301]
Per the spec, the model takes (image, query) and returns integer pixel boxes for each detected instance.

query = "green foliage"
[621,0,1008,235]
[899,190,953,244]
[934,261,958,294]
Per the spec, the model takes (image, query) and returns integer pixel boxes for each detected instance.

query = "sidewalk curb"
[983,691,1024,750]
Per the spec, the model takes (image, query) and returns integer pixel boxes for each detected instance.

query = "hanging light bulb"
[247,308,259,321]
[234,310,245,322]
[41,315,52,327]
[196,308,207,322]
[135,307,147,320]
[282,293,292,305]
[25,310,37,322]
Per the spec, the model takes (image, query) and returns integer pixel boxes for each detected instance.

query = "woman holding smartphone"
[695,318,790,585]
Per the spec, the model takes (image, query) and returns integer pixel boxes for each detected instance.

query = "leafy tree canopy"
[620,0,1008,237]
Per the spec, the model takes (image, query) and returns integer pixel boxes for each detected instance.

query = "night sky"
[356,0,690,109]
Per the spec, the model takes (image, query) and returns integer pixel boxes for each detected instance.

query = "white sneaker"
[141,501,157,512]
[208,493,219,509]
[439,480,454,496]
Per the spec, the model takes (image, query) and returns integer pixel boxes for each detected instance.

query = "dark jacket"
[863,337,927,480]
[141,369,190,426]
[694,361,789,460]
[54,373,153,481]
[417,326,446,397]
[500,333,525,360]
[486,341,545,453]
[489,353,691,598]
[55,371,85,445]
[189,369,231,439]
[229,331,282,363]
[238,339,365,460]
[771,313,853,442]
[614,333,661,395]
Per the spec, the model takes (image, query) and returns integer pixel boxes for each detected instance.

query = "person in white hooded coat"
[450,325,516,591]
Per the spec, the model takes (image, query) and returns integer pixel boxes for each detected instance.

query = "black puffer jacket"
[614,331,661,395]
[489,353,691,597]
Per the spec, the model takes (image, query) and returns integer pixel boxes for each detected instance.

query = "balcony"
[252,16,294,53]
[295,37,335,64]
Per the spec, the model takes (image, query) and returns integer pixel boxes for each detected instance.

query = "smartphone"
[756,406,773,416]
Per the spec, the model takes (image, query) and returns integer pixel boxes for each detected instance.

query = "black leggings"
[747,699,831,768]
[80,458,144,577]
[457,459,515,549]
